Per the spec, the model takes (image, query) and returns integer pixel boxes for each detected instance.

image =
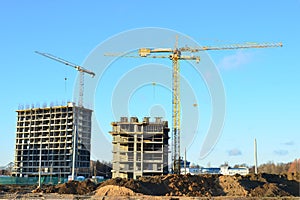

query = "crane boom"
[35,51,95,77]
[106,39,282,174]
[179,42,283,52]
[35,51,95,107]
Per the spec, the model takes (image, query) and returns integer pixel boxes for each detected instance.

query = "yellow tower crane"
[106,39,282,174]
[35,51,95,107]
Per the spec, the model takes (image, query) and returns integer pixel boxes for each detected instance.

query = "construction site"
[0,24,299,198]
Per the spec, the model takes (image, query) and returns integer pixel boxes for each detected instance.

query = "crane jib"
[105,40,282,174]
[35,51,96,107]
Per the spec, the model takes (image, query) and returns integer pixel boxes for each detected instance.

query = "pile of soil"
[97,174,224,196]
[250,183,289,197]
[162,174,224,196]
[94,185,137,197]
[42,179,97,195]
[99,176,170,195]
[95,173,300,197]
[218,175,248,196]
[26,172,298,197]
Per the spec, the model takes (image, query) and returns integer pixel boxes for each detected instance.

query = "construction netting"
[0,176,68,185]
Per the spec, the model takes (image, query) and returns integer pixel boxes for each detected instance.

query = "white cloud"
[274,150,288,156]
[218,51,252,70]
[282,141,294,146]
[228,148,242,156]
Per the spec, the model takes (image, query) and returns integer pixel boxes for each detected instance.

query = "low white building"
[180,167,201,175]
[220,166,249,176]
[181,166,249,176]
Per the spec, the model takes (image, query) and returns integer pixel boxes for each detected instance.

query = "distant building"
[201,167,221,174]
[110,117,169,179]
[12,102,92,178]
[180,166,203,175]
[220,166,249,176]
[180,162,249,176]
[180,160,191,168]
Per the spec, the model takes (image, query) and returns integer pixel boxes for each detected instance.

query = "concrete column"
[116,140,120,177]
[133,133,137,179]
[141,125,144,176]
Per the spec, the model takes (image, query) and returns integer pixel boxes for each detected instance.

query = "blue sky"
[0,0,299,167]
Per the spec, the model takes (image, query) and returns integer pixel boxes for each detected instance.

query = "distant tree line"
[233,159,299,174]
[257,159,299,174]
[90,160,112,178]
[191,159,299,175]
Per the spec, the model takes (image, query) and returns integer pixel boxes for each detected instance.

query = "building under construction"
[12,102,92,178]
[110,117,169,179]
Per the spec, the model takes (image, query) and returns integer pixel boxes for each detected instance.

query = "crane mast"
[35,51,95,107]
[172,48,181,174]
[106,39,282,174]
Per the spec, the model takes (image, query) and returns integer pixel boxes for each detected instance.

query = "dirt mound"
[22,173,298,197]
[260,173,300,196]
[99,174,224,196]
[94,185,136,197]
[97,173,299,197]
[250,183,290,197]
[43,179,97,195]
[163,174,224,196]
[218,175,248,196]
[99,176,167,195]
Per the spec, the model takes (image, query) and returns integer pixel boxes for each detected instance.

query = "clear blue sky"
[0,0,299,167]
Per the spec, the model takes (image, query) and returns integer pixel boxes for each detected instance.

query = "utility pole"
[38,140,42,188]
[184,148,187,175]
[71,124,78,180]
[94,165,97,181]
[254,138,258,174]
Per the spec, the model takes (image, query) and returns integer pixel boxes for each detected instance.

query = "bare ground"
[0,173,299,199]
